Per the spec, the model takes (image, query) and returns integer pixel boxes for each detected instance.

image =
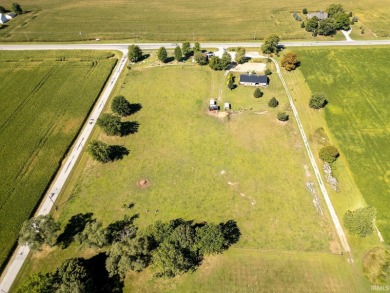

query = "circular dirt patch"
[137,178,151,188]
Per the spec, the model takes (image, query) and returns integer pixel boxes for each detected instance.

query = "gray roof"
[240,74,268,84]
[307,11,328,20]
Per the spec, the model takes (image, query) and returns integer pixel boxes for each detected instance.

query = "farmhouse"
[239,74,268,86]
[307,11,328,20]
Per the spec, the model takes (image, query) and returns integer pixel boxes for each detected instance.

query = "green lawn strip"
[0,0,388,41]
[125,249,369,293]
[0,50,117,271]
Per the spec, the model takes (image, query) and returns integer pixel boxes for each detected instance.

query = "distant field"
[14,61,369,291]
[0,0,388,42]
[295,47,390,242]
[0,50,117,271]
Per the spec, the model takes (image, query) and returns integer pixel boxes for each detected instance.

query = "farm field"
[0,0,388,42]
[14,61,370,292]
[0,50,117,271]
[292,47,390,243]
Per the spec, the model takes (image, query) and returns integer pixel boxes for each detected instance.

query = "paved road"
[0,47,128,293]
[1,38,389,292]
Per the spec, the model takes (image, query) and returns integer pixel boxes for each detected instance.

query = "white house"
[0,14,8,24]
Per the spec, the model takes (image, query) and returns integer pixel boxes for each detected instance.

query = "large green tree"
[56,258,96,293]
[18,215,60,250]
[209,56,223,70]
[195,223,225,255]
[111,95,132,117]
[309,93,327,109]
[157,47,168,62]
[97,113,122,136]
[182,41,191,57]
[128,45,143,63]
[306,16,319,32]
[221,52,232,70]
[319,145,339,163]
[194,51,208,65]
[333,12,350,30]
[326,4,344,17]
[235,47,246,64]
[17,272,55,293]
[12,2,22,14]
[318,18,337,36]
[193,42,201,53]
[75,220,108,248]
[174,45,183,61]
[343,207,377,237]
[87,140,112,163]
[261,34,280,54]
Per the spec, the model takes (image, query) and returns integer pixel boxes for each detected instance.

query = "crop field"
[0,50,117,271]
[0,0,388,42]
[292,47,390,242]
[14,62,370,291]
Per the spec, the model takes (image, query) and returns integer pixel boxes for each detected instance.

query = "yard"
[13,61,370,291]
[0,50,117,271]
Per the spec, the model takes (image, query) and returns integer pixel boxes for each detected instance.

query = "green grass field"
[13,59,370,291]
[0,50,117,271]
[293,47,390,243]
[0,0,388,42]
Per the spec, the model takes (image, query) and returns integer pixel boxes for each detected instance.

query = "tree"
[105,215,138,244]
[0,6,6,13]
[333,12,350,30]
[281,52,300,71]
[261,34,280,54]
[220,52,232,69]
[182,41,191,57]
[326,4,344,18]
[75,220,108,248]
[97,113,122,136]
[318,18,336,36]
[363,247,390,285]
[306,16,319,32]
[301,21,305,28]
[302,8,308,14]
[157,47,168,62]
[19,215,60,250]
[56,258,96,293]
[193,42,201,53]
[309,92,327,109]
[265,68,272,75]
[319,145,339,163]
[128,45,143,63]
[150,241,195,277]
[142,220,175,249]
[343,207,376,237]
[106,237,151,279]
[111,95,132,117]
[174,45,182,61]
[17,272,56,293]
[226,72,235,90]
[169,223,196,251]
[253,88,263,98]
[195,223,225,255]
[12,3,22,14]
[277,112,289,121]
[268,97,279,107]
[194,51,208,65]
[209,56,223,70]
[235,47,246,64]
[87,140,112,163]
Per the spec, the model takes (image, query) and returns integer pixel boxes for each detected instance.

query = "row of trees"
[18,215,240,291]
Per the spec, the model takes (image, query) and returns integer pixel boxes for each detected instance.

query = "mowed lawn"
[0,0,388,42]
[296,47,390,242]
[16,64,369,291]
[0,50,117,271]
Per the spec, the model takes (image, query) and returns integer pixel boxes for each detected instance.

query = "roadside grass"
[0,50,117,271]
[0,0,388,42]
[13,63,370,291]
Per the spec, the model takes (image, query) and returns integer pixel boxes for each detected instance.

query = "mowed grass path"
[296,47,390,242]
[0,0,388,41]
[16,64,369,291]
[0,50,117,270]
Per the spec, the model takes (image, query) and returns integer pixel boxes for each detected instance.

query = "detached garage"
[239,74,268,86]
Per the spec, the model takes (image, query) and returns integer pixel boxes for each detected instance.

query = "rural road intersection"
[0,39,389,292]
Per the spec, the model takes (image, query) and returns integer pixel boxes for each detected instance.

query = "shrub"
[253,88,263,98]
[277,112,289,121]
[302,8,308,14]
[268,97,279,108]
[363,247,390,285]
[309,93,327,109]
[319,145,339,163]
[264,68,272,75]
[343,207,376,237]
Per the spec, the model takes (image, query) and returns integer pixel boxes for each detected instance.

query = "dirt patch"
[329,239,342,254]
[137,178,151,188]
[207,110,230,119]
[231,62,266,73]
[254,111,268,115]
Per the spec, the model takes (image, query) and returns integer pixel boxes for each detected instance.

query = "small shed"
[239,74,268,86]
[0,14,8,24]
[209,104,219,111]
[224,102,231,110]
[5,13,16,20]
[209,99,216,106]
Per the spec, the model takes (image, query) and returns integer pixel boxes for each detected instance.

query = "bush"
[277,112,289,121]
[363,247,390,285]
[343,207,376,237]
[309,93,327,109]
[319,145,339,163]
[253,88,263,98]
[264,68,272,75]
[111,95,131,117]
[268,97,279,108]
[302,8,308,14]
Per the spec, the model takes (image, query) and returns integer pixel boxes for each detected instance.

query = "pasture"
[14,62,370,291]
[292,47,390,243]
[0,0,388,42]
[0,50,117,271]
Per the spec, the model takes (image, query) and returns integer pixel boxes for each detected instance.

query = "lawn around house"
[14,61,370,291]
[0,50,117,271]
[0,0,388,42]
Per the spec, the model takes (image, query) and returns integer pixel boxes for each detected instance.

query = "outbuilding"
[239,74,268,86]
[0,14,8,24]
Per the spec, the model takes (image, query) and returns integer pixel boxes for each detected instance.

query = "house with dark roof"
[239,74,268,86]
[307,11,328,20]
